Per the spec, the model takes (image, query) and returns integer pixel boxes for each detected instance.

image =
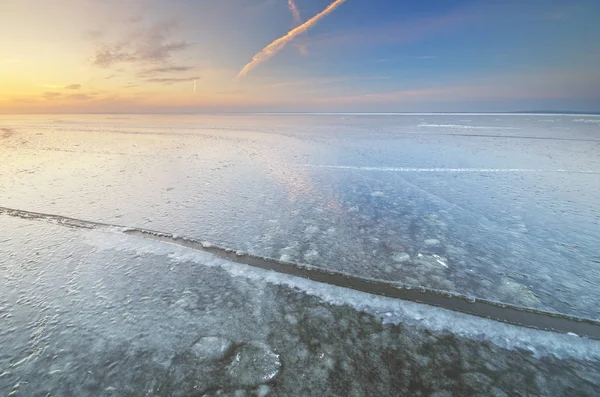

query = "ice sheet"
[1,114,599,320]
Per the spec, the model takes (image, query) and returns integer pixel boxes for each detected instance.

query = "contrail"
[288,0,302,24]
[236,0,347,79]
[288,0,309,56]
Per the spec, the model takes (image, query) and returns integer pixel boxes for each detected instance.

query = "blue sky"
[1,0,599,113]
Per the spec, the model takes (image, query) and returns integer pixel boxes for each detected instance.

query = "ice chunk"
[284,314,298,325]
[392,252,410,263]
[255,385,271,397]
[226,342,281,387]
[191,336,234,361]
[424,238,441,247]
[303,249,320,262]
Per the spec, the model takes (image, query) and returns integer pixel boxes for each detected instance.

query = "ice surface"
[2,113,599,319]
[1,216,599,396]
[1,113,600,394]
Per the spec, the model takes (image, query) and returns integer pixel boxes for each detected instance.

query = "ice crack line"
[1,205,600,340]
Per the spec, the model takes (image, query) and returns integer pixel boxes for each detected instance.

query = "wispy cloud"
[92,45,137,67]
[42,92,62,100]
[237,0,347,79]
[145,76,201,84]
[295,43,309,56]
[287,0,302,24]
[93,42,191,68]
[65,94,95,101]
[128,15,143,24]
[137,65,194,76]
[65,84,82,90]
[85,30,104,40]
[91,20,193,68]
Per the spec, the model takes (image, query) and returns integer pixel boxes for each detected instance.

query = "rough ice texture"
[2,114,600,396]
[89,228,600,362]
[1,217,599,396]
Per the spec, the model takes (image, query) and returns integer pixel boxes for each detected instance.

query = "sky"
[1,0,599,113]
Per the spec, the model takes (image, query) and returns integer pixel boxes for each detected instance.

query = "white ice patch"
[573,119,600,124]
[417,123,519,130]
[304,225,319,236]
[303,249,320,262]
[434,256,449,268]
[392,252,410,263]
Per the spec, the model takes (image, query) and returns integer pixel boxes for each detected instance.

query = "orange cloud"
[236,0,347,79]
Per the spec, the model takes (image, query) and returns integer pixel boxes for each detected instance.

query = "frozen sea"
[1,113,600,396]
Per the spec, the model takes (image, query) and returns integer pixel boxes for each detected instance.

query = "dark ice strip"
[1,205,599,340]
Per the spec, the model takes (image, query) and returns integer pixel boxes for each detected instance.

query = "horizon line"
[2,111,600,116]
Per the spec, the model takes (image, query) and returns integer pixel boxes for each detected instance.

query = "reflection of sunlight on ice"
[2,112,600,395]
[1,114,600,320]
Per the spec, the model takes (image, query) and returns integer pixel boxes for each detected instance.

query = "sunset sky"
[1,0,599,113]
